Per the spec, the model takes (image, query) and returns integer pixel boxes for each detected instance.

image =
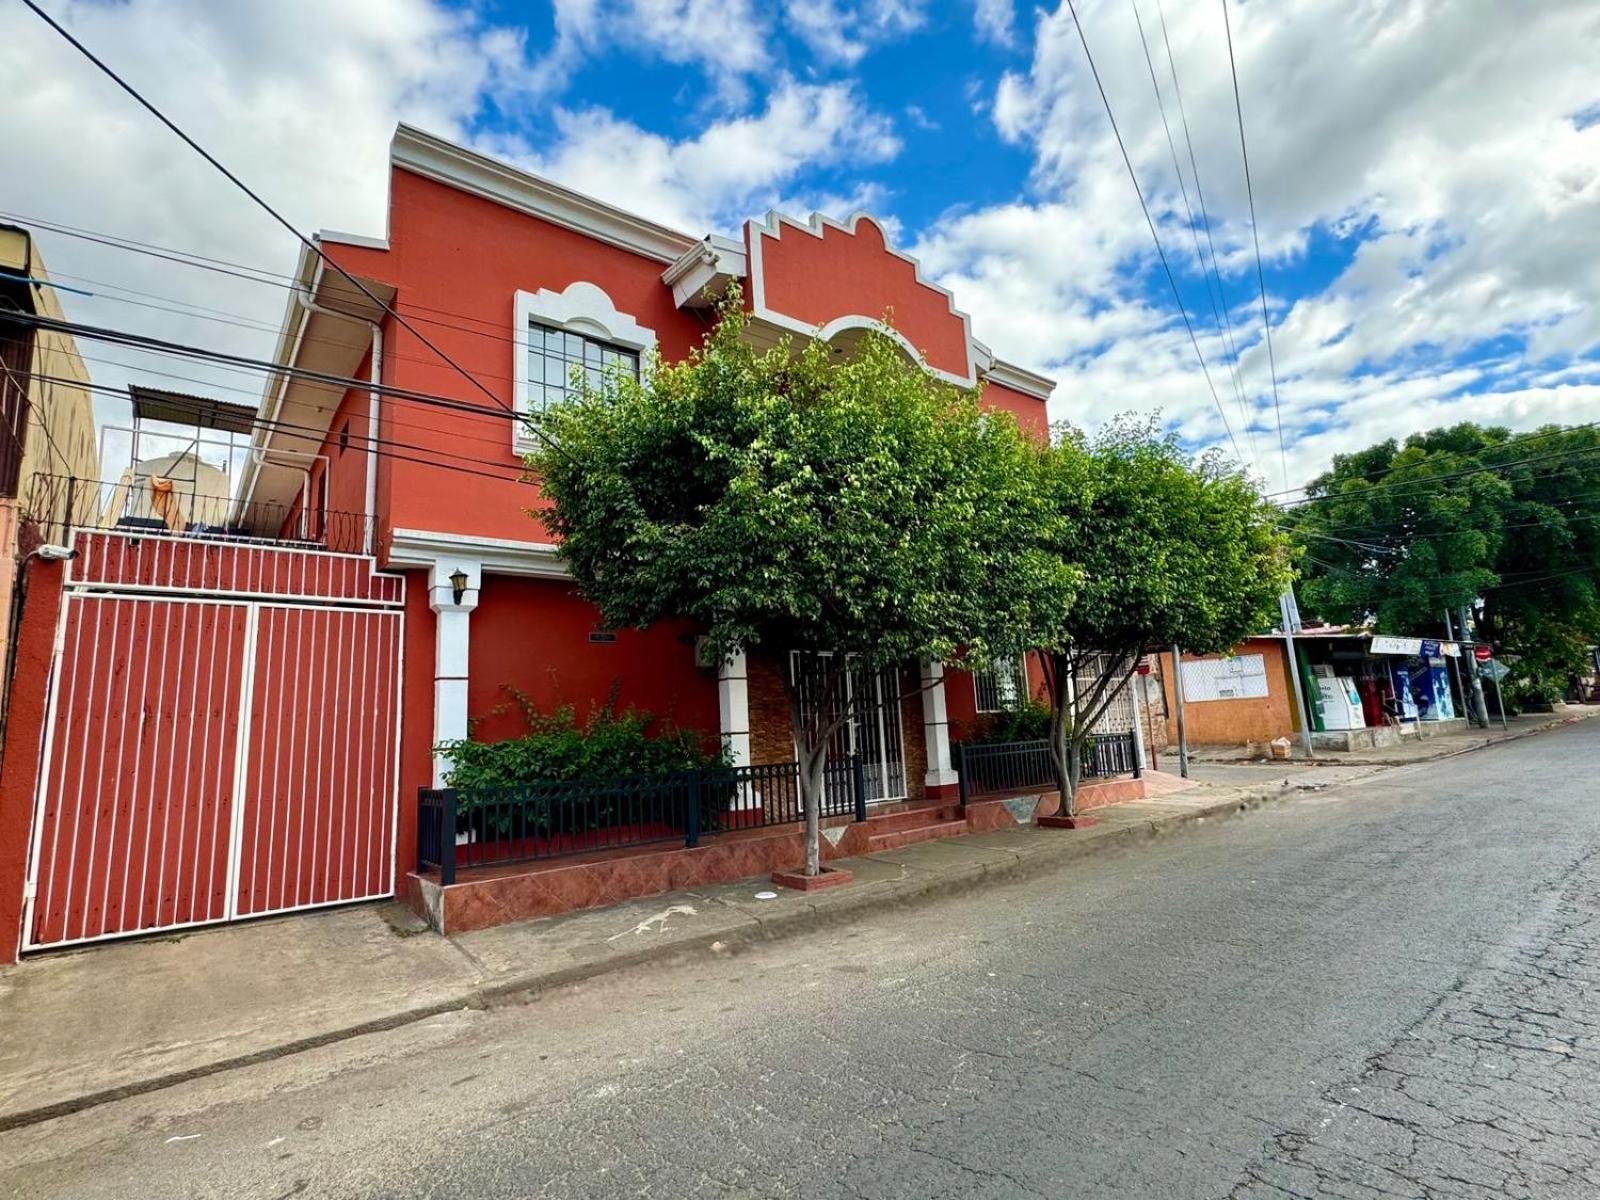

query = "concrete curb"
[1190,711,1595,770]
[4,714,1581,1131]
[0,787,1286,1132]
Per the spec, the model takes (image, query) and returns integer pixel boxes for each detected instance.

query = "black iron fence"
[419,757,868,883]
[23,473,372,555]
[954,731,1141,805]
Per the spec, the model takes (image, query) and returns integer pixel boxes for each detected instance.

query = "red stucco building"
[0,126,1128,958]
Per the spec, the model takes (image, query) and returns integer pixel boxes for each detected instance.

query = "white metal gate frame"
[20,539,405,953]
[789,651,907,804]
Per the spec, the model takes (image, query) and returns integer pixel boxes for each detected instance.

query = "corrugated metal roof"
[128,385,257,434]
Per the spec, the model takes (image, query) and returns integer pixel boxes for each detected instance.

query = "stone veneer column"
[428,558,481,787]
[920,659,960,797]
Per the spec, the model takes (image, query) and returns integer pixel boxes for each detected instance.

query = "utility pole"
[1280,588,1315,758]
[1458,605,1493,729]
[1169,644,1189,778]
[1442,610,1471,726]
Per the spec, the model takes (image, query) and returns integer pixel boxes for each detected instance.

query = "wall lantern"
[450,567,469,606]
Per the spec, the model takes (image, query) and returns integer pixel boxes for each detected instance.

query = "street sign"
[1371,634,1422,656]
[1473,645,1492,663]
[1136,660,1151,676]
[1482,659,1509,682]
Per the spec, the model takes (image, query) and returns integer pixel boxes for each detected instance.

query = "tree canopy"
[1291,422,1600,702]
[1018,419,1292,800]
[530,297,1074,871]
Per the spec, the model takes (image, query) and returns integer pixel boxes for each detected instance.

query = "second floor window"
[975,655,1030,713]
[528,322,638,412]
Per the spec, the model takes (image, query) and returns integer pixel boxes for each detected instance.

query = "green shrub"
[969,700,1053,745]
[435,688,735,841]
[436,687,728,790]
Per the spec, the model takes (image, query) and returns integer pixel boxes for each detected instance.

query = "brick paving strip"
[0,709,1591,1134]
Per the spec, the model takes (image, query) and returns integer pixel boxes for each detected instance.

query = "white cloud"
[0,1,901,465]
[783,0,927,67]
[972,0,1015,46]
[0,0,524,441]
[913,0,1600,492]
[534,0,771,102]
[517,80,901,233]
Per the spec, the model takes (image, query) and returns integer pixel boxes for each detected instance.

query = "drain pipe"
[293,273,381,556]
[363,323,381,556]
[249,255,382,553]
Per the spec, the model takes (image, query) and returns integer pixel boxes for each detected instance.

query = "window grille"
[975,655,1029,713]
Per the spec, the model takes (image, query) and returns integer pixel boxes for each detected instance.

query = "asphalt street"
[2,720,1597,1198]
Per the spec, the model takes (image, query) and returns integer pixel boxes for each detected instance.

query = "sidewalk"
[0,713,1584,1132]
[1184,706,1598,768]
[0,779,1263,1131]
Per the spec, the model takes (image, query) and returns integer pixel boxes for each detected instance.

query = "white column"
[921,659,959,790]
[428,558,481,787]
[1130,670,1148,769]
[718,649,752,768]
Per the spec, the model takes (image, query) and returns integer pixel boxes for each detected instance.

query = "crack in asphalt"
[1225,847,1600,1199]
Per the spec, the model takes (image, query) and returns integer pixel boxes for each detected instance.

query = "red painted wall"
[981,379,1049,441]
[0,560,63,963]
[751,216,972,381]
[396,572,433,877]
[326,169,710,550]
[464,576,718,747]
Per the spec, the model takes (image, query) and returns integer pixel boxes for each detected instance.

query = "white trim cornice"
[389,527,570,579]
[663,234,748,308]
[391,124,698,265]
[982,358,1057,402]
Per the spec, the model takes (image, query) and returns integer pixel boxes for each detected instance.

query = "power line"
[0,209,636,374]
[1266,419,1600,500]
[1294,491,1600,541]
[18,0,565,460]
[33,267,534,393]
[72,349,520,458]
[1277,440,1600,511]
[18,366,531,488]
[1220,0,1289,493]
[0,309,526,426]
[1302,551,1598,603]
[1064,0,1245,467]
[1128,0,1256,468]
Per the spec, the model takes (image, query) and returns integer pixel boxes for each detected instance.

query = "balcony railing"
[418,758,869,883]
[22,473,372,555]
[953,731,1141,805]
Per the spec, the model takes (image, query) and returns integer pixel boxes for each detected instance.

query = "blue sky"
[3,0,1597,493]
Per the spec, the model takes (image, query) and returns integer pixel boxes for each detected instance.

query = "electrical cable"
[1220,0,1289,493]
[1065,0,1246,467]
[18,0,568,461]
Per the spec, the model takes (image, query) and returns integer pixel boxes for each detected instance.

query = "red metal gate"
[21,532,403,951]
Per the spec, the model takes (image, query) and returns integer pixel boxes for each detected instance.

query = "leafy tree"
[1292,422,1600,705]
[1022,418,1291,805]
[530,297,1074,874]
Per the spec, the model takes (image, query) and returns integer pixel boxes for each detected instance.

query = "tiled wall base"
[405,777,1150,936]
[407,817,872,935]
[962,775,1148,832]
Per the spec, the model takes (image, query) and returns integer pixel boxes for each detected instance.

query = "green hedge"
[967,700,1053,745]
[436,689,729,791]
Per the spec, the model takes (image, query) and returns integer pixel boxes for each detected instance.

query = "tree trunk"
[1044,651,1077,813]
[788,680,833,878]
[801,742,828,876]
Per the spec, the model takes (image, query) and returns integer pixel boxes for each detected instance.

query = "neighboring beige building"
[1,224,100,722]
[103,450,231,532]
